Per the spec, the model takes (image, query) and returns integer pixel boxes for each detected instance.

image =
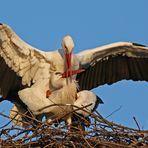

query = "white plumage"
[74,90,103,117]
[18,72,78,125]
[1,24,148,127]
[10,72,103,127]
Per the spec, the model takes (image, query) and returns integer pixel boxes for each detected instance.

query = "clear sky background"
[0,0,148,129]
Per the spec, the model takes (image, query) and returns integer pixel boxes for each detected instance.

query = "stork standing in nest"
[1,23,148,127]
[11,64,103,128]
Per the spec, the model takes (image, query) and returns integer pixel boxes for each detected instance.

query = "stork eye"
[55,72,61,75]
[64,45,67,50]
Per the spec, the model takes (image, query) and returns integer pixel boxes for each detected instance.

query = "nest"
[0,105,148,148]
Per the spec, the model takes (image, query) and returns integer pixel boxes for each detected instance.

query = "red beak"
[65,52,72,82]
[62,69,85,78]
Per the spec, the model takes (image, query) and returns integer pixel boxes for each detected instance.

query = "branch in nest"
[0,106,148,147]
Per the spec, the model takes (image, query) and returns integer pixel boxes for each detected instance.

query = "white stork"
[10,71,103,127]
[1,23,148,125]
[18,71,78,126]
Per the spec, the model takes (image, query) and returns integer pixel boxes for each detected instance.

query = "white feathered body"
[18,78,77,119]
[74,90,98,117]
[46,50,80,77]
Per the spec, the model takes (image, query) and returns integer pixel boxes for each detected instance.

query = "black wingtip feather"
[97,96,104,104]
[132,43,146,47]
[92,96,104,112]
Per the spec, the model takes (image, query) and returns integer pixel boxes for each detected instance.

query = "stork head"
[61,35,74,83]
[62,35,74,54]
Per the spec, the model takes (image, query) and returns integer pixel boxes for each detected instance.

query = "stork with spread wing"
[1,24,148,127]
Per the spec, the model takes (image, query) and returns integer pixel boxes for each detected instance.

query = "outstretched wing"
[76,42,148,90]
[0,24,51,98]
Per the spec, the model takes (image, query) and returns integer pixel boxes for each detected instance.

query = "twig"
[105,105,122,118]
[133,116,141,131]
[0,105,148,147]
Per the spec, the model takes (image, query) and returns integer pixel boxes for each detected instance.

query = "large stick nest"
[0,105,148,148]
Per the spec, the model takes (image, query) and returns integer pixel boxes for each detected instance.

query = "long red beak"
[62,69,85,78]
[65,52,72,82]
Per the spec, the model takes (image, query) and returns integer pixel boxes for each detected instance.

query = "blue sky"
[0,0,148,129]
